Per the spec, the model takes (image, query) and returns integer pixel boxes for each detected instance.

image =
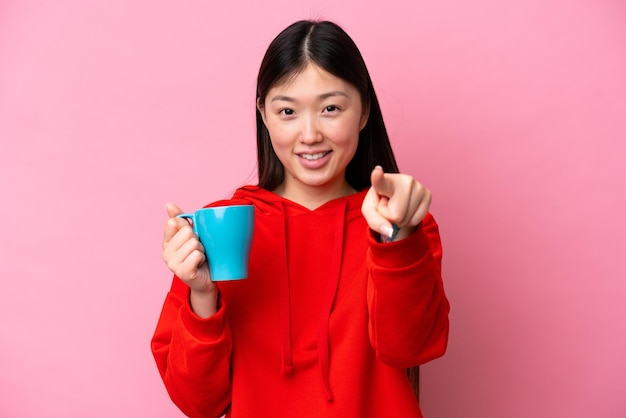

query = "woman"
[152,20,449,417]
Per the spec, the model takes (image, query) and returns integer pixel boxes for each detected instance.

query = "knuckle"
[165,259,177,273]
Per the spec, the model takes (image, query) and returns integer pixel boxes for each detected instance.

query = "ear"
[257,97,267,125]
[359,99,370,131]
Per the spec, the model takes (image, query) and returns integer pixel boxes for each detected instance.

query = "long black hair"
[255,20,399,191]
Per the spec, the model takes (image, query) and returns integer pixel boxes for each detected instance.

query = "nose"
[299,114,322,144]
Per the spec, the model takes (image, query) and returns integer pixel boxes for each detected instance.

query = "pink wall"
[1,0,624,417]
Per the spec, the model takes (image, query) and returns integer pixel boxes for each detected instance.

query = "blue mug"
[177,205,255,281]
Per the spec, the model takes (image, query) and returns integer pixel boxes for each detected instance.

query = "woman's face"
[258,63,369,202]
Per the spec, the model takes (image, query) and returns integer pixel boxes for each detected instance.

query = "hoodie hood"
[230,185,367,402]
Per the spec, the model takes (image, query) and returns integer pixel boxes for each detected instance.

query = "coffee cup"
[177,205,254,281]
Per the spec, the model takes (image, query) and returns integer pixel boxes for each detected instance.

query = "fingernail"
[380,224,400,243]
[380,224,393,238]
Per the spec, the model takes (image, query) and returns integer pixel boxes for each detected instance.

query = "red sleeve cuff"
[179,294,228,342]
[368,224,431,269]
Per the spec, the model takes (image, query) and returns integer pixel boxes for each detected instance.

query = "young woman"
[152,20,449,418]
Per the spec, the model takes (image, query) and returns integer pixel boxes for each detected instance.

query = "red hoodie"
[151,186,450,417]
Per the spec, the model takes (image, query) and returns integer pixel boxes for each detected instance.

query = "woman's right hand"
[162,203,217,317]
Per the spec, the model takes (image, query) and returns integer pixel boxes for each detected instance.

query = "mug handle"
[176,213,197,233]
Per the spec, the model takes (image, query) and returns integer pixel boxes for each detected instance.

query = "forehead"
[268,64,358,98]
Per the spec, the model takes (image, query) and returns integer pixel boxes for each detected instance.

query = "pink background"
[1,0,625,417]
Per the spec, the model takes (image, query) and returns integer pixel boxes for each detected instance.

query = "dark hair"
[255,20,399,191]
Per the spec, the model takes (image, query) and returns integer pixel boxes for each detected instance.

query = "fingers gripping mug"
[177,205,255,281]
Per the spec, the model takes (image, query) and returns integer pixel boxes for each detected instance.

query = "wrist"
[394,225,417,241]
[189,287,218,319]
[380,224,417,243]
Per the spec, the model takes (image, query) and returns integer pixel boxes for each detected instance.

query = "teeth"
[300,152,329,160]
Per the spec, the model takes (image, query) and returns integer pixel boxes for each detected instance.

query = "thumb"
[370,165,394,198]
[165,202,185,218]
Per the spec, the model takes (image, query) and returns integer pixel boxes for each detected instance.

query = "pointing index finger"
[370,165,394,198]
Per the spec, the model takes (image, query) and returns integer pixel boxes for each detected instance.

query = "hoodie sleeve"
[366,213,450,368]
[151,276,232,418]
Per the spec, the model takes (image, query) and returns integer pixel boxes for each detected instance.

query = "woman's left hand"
[361,166,432,241]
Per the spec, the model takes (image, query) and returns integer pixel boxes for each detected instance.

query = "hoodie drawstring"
[317,200,347,401]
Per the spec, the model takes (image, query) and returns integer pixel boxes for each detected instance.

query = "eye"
[279,108,295,116]
[324,105,339,113]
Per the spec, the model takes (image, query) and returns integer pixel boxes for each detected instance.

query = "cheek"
[331,123,361,149]
[267,130,292,152]
[264,120,291,149]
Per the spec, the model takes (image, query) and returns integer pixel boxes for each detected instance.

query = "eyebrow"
[270,91,349,102]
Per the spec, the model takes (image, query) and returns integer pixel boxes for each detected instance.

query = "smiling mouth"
[298,151,331,161]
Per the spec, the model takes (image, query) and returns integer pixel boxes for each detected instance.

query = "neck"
[274,179,356,210]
